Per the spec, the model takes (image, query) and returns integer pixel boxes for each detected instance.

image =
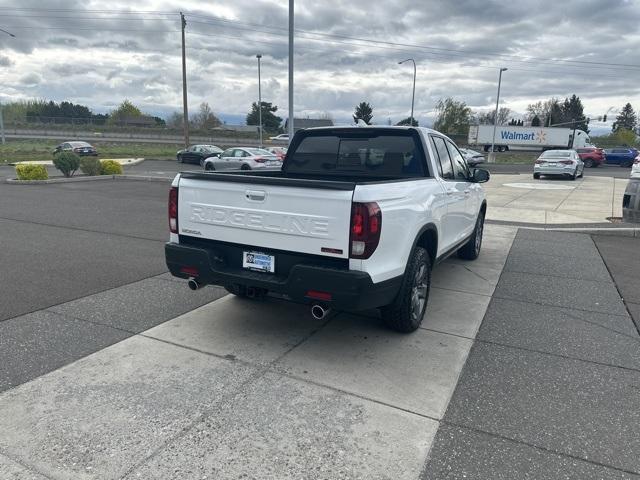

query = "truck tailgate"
[177,176,354,258]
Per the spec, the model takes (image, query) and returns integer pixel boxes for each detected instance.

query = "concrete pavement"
[484,173,629,225]
[422,229,640,479]
[0,225,517,480]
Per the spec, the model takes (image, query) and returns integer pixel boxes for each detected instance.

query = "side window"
[221,149,233,157]
[446,140,469,180]
[233,149,245,157]
[63,143,71,149]
[430,136,454,180]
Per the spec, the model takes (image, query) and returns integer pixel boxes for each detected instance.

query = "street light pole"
[287,0,294,144]
[180,12,189,149]
[256,54,263,148]
[489,67,508,163]
[0,27,15,145]
[398,59,416,125]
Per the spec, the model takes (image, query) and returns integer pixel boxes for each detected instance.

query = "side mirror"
[472,168,490,183]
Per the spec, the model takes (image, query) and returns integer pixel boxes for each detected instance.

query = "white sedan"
[631,153,640,179]
[533,149,584,180]
[203,147,281,171]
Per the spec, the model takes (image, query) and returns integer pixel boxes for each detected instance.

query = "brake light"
[349,202,381,259]
[253,156,266,163]
[168,187,178,233]
[306,290,332,301]
[535,160,544,164]
[559,160,573,165]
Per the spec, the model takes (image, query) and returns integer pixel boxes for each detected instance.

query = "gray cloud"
[0,0,638,125]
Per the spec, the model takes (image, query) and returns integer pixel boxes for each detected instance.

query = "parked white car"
[203,147,281,171]
[533,149,584,180]
[631,153,640,179]
[269,134,289,142]
[166,126,489,333]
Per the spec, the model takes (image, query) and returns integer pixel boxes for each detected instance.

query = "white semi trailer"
[468,125,591,152]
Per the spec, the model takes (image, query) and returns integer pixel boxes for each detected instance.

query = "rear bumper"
[534,165,576,175]
[165,242,402,310]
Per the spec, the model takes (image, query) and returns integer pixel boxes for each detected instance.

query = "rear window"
[285,130,428,178]
[576,148,591,153]
[541,150,571,158]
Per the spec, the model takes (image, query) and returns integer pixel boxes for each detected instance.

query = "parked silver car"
[533,149,584,180]
[203,147,281,171]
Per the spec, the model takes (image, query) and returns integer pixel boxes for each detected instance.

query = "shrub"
[53,151,80,178]
[100,159,123,175]
[15,164,48,181]
[79,157,101,176]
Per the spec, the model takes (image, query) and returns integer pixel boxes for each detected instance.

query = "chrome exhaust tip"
[188,278,201,291]
[311,304,330,320]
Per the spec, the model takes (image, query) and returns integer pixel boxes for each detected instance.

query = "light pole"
[288,0,294,144]
[489,67,507,163]
[399,59,416,126]
[256,54,263,148]
[0,27,15,145]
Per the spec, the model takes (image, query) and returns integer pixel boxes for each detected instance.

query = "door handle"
[464,189,471,196]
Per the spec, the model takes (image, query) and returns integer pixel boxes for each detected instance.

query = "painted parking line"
[0,225,516,479]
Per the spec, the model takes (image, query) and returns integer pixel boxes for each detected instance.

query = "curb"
[9,158,146,167]
[5,174,173,185]
[487,219,640,237]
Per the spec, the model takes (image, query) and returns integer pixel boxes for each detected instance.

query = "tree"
[192,102,221,130]
[531,115,541,126]
[561,94,588,133]
[613,128,637,146]
[246,101,283,131]
[353,102,373,125]
[166,112,183,129]
[433,97,472,135]
[396,116,418,126]
[109,99,142,125]
[612,103,637,133]
[474,107,511,125]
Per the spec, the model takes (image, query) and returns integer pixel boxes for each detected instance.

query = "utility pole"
[571,118,576,148]
[288,0,294,144]
[489,67,507,163]
[0,103,5,145]
[180,12,189,148]
[0,28,14,145]
[256,54,263,148]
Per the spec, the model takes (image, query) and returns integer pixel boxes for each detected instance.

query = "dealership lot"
[1,172,639,478]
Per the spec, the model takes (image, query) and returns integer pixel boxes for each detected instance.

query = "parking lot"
[1,169,639,479]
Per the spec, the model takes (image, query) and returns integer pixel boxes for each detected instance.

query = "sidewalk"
[485,174,628,225]
[422,229,640,478]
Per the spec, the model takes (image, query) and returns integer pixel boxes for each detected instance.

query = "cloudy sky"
[1,0,639,132]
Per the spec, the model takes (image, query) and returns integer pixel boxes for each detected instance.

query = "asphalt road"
[0,179,224,392]
[484,162,632,178]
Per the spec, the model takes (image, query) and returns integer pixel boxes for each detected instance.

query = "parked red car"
[576,147,605,168]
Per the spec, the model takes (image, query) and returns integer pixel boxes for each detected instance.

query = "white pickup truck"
[165,126,489,332]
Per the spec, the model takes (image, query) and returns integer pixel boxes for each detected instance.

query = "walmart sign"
[500,131,535,141]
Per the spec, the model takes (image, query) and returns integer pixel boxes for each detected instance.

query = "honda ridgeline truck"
[165,126,489,332]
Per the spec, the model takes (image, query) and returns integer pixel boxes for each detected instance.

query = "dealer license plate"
[243,251,275,273]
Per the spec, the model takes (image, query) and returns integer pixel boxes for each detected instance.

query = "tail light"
[349,202,381,259]
[168,187,178,233]
[535,160,544,164]
[559,160,573,165]
[634,157,640,165]
[73,148,81,152]
[253,156,266,163]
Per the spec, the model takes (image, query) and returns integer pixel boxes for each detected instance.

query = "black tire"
[579,166,584,178]
[204,162,214,171]
[533,173,540,179]
[584,159,594,168]
[458,210,485,260]
[381,247,431,333]
[622,160,633,168]
[200,157,205,168]
[241,164,251,170]
[570,169,577,180]
[177,155,184,163]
